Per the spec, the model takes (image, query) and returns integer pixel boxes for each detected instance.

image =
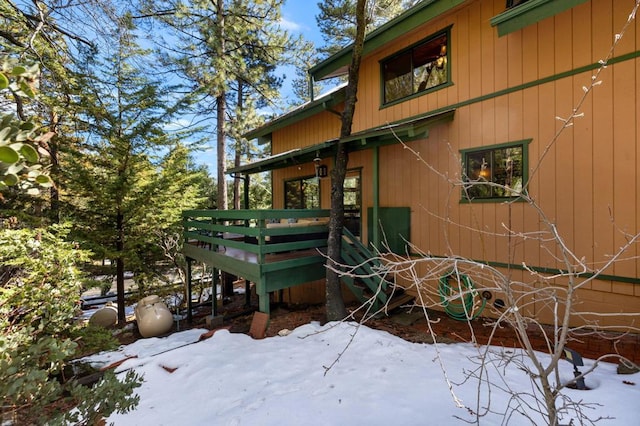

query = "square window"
[461,141,530,201]
[285,177,320,209]
[382,30,449,104]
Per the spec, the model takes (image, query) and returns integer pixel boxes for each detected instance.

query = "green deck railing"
[183,209,331,260]
[182,209,331,315]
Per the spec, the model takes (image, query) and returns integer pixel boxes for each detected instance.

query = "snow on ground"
[84,322,639,426]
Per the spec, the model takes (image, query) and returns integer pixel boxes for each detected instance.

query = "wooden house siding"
[264,0,640,326]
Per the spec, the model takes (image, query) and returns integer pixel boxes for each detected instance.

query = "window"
[382,30,449,104]
[284,176,320,209]
[343,170,361,237]
[461,140,530,201]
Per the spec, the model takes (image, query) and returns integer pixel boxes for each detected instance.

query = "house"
[184,0,640,330]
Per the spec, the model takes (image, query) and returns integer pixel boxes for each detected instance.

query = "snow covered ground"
[81,321,640,425]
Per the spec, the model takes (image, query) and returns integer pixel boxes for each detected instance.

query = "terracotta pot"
[135,295,174,338]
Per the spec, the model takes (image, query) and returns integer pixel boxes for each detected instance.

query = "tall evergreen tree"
[140,0,298,210]
[64,15,200,322]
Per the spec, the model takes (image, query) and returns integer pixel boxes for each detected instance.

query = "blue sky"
[281,1,323,45]
[279,1,324,101]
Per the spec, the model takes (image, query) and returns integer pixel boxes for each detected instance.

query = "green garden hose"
[438,272,486,321]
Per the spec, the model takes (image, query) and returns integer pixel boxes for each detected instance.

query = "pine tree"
[64,15,200,322]
[140,0,298,210]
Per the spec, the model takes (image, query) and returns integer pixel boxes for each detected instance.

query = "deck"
[183,209,331,316]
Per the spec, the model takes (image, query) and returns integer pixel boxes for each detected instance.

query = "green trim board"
[491,0,590,37]
[373,147,380,248]
[342,108,455,147]
[310,0,466,81]
[406,253,640,286]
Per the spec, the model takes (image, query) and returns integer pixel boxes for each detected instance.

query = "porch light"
[314,155,328,178]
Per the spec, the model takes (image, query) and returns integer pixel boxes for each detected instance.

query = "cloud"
[280,17,304,32]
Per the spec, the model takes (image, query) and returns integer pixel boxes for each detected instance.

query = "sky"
[81,320,640,425]
[196,1,324,173]
[279,1,325,98]
[281,1,324,46]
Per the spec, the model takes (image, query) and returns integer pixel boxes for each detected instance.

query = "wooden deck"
[183,209,331,315]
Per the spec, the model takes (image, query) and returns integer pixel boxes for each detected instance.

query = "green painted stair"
[340,228,414,314]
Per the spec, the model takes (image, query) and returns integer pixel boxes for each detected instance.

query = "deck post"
[257,278,269,314]
[187,258,193,323]
[373,146,380,249]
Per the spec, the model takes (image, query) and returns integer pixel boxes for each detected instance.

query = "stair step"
[383,293,415,313]
[340,228,402,311]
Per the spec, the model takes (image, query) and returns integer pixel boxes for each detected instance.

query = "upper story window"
[284,176,320,209]
[382,29,449,105]
[461,140,531,201]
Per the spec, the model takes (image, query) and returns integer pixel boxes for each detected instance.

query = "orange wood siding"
[272,110,341,155]
[267,0,640,324]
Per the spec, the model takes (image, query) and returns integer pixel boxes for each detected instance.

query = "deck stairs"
[340,228,414,314]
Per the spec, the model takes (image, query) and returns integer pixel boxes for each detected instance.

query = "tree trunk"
[216,0,228,211]
[116,212,126,323]
[326,143,349,320]
[325,0,368,321]
[217,94,227,210]
[234,79,243,210]
[48,111,60,223]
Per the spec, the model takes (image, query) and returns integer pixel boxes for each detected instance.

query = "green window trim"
[380,26,452,107]
[491,0,590,37]
[460,139,532,203]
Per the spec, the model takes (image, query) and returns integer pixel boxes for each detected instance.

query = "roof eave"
[227,140,338,175]
[309,0,467,81]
